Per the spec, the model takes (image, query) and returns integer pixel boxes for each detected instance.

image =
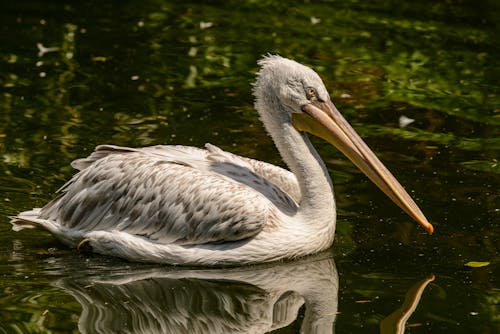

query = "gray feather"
[40,144,299,245]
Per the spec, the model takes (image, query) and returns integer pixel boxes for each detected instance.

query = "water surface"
[0,1,498,333]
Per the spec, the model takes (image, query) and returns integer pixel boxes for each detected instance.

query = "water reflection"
[380,275,435,334]
[55,253,338,334]
[51,253,435,334]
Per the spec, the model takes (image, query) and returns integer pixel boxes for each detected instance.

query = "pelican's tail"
[9,208,44,231]
[10,209,83,247]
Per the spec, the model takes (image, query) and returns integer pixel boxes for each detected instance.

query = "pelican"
[11,55,434,265]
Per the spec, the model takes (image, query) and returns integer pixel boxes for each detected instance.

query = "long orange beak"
[292,99,434,234]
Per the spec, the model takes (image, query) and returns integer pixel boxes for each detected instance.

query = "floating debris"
[464,261,490,268]
[199,21,214,29]
[310,17,321,25]
[399,115,415,128]
[92,56,110,62]
[36,42,60,57]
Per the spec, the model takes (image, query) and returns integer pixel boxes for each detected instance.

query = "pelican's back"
[12,144,300,249]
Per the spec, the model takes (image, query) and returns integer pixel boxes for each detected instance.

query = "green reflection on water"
[0,0,499,333]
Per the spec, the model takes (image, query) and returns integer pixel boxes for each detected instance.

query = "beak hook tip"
[425,223,434,235]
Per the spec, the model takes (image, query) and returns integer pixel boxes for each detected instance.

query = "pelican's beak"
[293,100,434,234]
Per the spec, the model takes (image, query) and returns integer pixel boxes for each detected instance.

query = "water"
[0,0,498,333]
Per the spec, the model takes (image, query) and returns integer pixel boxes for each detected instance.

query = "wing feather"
[70,144,300,208]
[41,152,273,245]
[40,144,301,246]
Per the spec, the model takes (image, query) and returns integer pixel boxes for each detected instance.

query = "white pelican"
[11,55,434,265]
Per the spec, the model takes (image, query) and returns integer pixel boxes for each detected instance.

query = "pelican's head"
[253,55,434,234]
[254,55,330,117]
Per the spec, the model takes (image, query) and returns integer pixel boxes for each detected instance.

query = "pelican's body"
[11,56,433,265]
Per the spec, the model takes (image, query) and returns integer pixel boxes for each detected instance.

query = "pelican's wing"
[70,144,207,171]
[204,144,301,204]
[241,156,300,204]
[72,144,300,209]
[40,150,277,245]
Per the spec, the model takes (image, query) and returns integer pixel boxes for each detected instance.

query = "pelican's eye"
[306,87,318,101]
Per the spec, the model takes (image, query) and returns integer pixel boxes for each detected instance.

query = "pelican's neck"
[257,102,336,227]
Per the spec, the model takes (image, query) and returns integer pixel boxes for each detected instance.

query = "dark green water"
[0,0,498,333]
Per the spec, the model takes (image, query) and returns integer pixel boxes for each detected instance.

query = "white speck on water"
[310,17,321,25]
[36,43,60,57]
[200,21,214,29]
[188,47,197,57]
[36,61,43,67]
[7,54,18,63]
[39,72,46,78]
[399,115,415,128]
[131,75,139,81]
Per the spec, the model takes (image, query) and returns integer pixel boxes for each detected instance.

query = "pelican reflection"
[54,254,434,334]
[55,253,338,334]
